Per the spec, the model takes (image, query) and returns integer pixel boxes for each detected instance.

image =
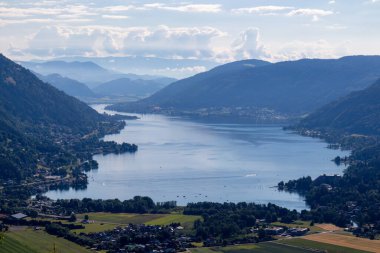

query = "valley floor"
[2,212,379,253]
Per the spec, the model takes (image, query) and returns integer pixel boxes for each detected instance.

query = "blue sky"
[0,0,379,75]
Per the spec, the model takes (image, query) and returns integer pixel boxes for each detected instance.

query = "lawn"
[278,238,371,253]
[190,242,314,253]
[1,228,92,253]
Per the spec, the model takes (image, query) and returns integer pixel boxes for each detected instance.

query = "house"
[321,183,333,191]
[288,227,309,236]
[0,214,9,219]
[11,213,28,220]
[264,227,285,235]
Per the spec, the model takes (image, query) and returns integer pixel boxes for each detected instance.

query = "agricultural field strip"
[189,241,315,253]
[303,232,380,253]
[4,228,92,253]
[77,213,201,226]
[277,238,371,253]
[1,234,38,253]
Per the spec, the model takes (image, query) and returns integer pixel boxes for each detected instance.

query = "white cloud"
[272,39,350,61]
[287,8,334,21]
[31,1,62,7]
[16,24,348,63]
[0,17,92,26]
[0,6,62,17]
[103,5,136,12]
[101,15,129,20]
[218,28,350,63]
[232,6,334,21]
[328,0,336,4]
[154,66,207,73]
[0,4,96,22]
[101,3,222,13]
[16,25,224,60]
[232,6,293,15]
[143,3,222,13]
[121,25,224,59]
[232,28,270,60]
[326,24,347,30]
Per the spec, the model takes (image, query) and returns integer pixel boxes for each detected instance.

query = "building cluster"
[86,224,193,253]
[252,226,309,237]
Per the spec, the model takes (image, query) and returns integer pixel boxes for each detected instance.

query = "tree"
[69,213,77,222]
[258,228,266,239]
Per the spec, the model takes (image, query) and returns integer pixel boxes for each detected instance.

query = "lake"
[45,105,349,211]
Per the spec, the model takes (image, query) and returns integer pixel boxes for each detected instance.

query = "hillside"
[37,73,96,99]
[281,79,380,231]
[298,79,380,136]
[0,54,132,181]
[93,78,170,98]
[109,56,380,119]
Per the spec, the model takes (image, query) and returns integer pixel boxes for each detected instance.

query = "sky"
[0,0,380,76]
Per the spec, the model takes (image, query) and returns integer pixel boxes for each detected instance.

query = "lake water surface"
[46,105,349,211]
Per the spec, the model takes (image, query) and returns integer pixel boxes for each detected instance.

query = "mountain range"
[55,56,219,79]
[20,60,176,101]
[19,60,173,88]
[109,56,380,120]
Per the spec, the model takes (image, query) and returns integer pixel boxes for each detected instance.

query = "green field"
[73,222,119,234]
[145,214,202,229]
[74,212,202,233]
[278,238,371,253]
[0,228,92,253]
[190,242,314,253]
[0,234,38,253]
[77,212,166,224]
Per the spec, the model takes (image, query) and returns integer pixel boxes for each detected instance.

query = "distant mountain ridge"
[109,56,380,120]
[37,73,96,99]
[93,78,172,98]
[19,60,126,87]
[20,60,176,88]
[298,78,380,136]
[55,55,219,79]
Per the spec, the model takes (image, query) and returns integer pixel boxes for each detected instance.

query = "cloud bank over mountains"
[1,0,379,76]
